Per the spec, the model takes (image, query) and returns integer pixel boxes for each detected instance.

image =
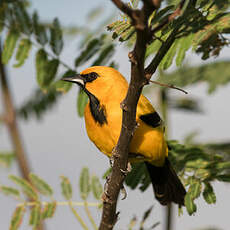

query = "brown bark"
[99,1,155,230]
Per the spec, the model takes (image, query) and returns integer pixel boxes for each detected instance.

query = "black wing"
[139,112,162,128]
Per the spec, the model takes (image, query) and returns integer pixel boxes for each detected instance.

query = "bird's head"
[61,66,128,100]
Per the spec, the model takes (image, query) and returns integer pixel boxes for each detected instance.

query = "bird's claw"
[121,184,127,200]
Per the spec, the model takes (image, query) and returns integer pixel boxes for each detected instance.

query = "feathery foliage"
[0,168,103,230]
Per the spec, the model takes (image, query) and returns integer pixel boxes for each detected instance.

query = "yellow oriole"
[62,66,186,205]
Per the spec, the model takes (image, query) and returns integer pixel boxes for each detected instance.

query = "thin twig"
[0,42,31,182]
[149,80,188,94]
[145,27,179,79]
[111,0,135,20]
[69,201,89,230]
[84,201,98,230]
[17,201,100,207]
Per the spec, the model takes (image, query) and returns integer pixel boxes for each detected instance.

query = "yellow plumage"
[62,66,186,206]
[82,66,167,166]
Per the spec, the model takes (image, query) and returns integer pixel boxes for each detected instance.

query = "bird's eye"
[84,72,99,83]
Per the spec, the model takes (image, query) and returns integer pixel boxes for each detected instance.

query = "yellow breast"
[84,93,168,167]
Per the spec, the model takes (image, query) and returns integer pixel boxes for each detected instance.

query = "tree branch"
[149,80,188,94]
[0,45,31,181]
[145,27,179,79]
[98,1,154,230]
[0,41,45,230]
[111,0,134,19]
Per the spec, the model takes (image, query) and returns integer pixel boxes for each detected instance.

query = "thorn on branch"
[128,51,138,65]
[149,80,188,94]
[120,101,129,111]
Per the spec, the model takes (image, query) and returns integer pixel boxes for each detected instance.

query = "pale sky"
[0,1,230,230]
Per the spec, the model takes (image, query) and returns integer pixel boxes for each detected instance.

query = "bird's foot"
[120,184,127,200]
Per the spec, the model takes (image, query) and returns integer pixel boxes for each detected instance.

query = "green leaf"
[79,167,90,200]
[203,183,216,204]
[2,30,19,64]
[157,61,230,94]
[216,174,230,182]
[107,20,123,32]
[86,6,103,22]
[176,34,194,66]
[9,175,38,200]
[36,49,59,89]
[41,202,57,219]
[131,0,139,8]
[184,193,197,215]
[77,89,88,117]
[150,5,174,25]
[29,173,53,197]
[29,204,41,227]
[60,176,72,200]
[54,80,72,93]
[36,49,48,89]
[145,37,162,58]
[0,186,20,199]
[160,38,179,70]
[54,70,75,93]
[75,38,102,67]
[141,205,153,224]
[91,175,103,200]
[13,39,32,67]
[44,59,59,87]
[112,23,131,40]
[32,12,48,45]
[188,181,202,199]
[10,206,25,230]
[125,163,148,190]
[0,152,15,167]
[17,89,60,120]
[119,27,135,42]
[50,18,63,55]
[14,2,31,35]
[214,161,230,170]
[0,7,5,34]
[92,44,115,66]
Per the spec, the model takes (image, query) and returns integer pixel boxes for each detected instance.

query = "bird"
[62,66,186,206]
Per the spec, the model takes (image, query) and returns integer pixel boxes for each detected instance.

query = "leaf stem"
[84,201,98,230]
[69,201,89,230]
[17,201,100,207]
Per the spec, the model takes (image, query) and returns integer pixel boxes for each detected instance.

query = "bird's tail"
[145,158,186,206]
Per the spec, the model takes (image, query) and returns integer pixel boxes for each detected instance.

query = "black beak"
[61,74,85,87]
